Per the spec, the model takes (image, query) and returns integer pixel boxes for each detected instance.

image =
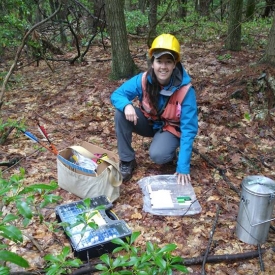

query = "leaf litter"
[1,38,275,274]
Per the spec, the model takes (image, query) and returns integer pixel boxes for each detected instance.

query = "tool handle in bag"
[69,146,122,187]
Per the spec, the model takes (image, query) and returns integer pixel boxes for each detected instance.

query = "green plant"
[244,112,252,122]
[0,169,61,273]
[44,246,82,275]
[95,231,188,275]
[0,214,29,273]
[1,168,60,224]
[0,71,8,86]
[217,53,232,61]
[124,10,148,34]
[0,118,25,145]
[0,0,32,53]
[66,198,103,236]
[241,17,272,48]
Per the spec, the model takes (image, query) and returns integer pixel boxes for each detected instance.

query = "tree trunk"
[93,0,105,32]
[262,0,275,18]
[246,0,256,20]
[262,12,275,65]
[178,0,187,18]
[125,0,130,10]
[35,0,43,24]
[195,0,211,16]
[197,0,212,17]
[49,0,67,46]
[220,0,228,21]
[148,0,158,46]
[225,0,243,51]
[105,0,138,79]
[139,0,147,13]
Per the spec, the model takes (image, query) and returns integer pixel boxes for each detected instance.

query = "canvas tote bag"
[57,142,122,202]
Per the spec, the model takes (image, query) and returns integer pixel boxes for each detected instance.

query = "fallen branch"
[258,244,264,272]
[71,265,98,275]
[201,204,220,275]
[23,232,44,254]
[219,169,240,196]
[10,273,39,275]
[193,147,240,195]
[0,126,15,145]
[184,247,275,265]
[192,147,219,170]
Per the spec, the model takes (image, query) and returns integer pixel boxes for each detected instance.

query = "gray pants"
[114,107,179,164]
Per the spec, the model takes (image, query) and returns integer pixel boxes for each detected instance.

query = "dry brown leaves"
[1,38,275,274]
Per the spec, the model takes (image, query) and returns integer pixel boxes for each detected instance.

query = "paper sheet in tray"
[138,175,202,216]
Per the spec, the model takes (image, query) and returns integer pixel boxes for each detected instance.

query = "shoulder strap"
[141,72,147,93]
[175,83,192,104]
[143,72,192,105]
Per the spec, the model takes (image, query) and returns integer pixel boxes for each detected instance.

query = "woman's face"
[152,54,176,86]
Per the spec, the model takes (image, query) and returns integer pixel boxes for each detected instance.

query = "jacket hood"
[170,62,191,89]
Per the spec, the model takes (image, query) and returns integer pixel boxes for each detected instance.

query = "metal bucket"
[236,175,275,245]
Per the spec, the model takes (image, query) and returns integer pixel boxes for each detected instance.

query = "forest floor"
[1,35,275,275]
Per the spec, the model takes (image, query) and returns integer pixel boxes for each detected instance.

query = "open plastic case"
[138,175,202,216]
[55,195,132,260]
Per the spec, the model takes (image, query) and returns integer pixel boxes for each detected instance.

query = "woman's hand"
[176,173,191,185]
[124,104,138,125]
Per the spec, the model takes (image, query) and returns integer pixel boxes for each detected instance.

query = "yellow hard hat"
[149,34,181,62]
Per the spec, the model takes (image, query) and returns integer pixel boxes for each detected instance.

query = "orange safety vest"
[140,72,191,138]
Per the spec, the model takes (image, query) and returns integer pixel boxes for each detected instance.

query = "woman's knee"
[149,148,173,164]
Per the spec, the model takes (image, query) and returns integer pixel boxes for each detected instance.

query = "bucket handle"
[241,196,275,227]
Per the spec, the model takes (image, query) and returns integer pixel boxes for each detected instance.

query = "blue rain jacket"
[110,63,198,174]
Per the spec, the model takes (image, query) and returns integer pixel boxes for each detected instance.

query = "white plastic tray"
[138,175,202,216]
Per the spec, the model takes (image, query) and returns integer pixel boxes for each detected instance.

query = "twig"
[192,147,219,170]
[23,232,44,254]
[219,169,240,196]
[201,204,220,275]
[0,126,15,145]
[71,264,98,275]
[2,148,42,173]
[259,155,273,169]
[184,246,275,265]
[258,244,265,272]
[193,147,240,195]
[10,272,40,275]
